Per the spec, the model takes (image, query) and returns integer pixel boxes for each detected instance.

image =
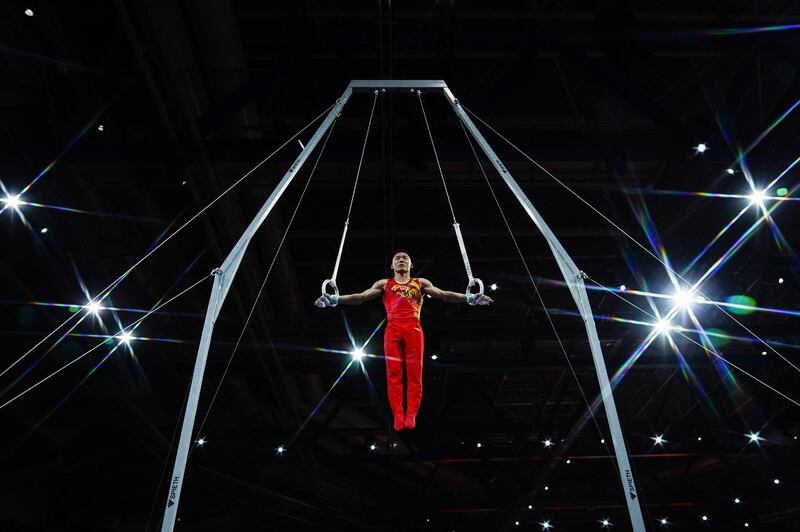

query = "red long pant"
[383,320,425,419]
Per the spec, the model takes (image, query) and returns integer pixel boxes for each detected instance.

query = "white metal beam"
[160,87,352,532]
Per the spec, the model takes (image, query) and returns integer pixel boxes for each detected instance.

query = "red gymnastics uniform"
[383,278,425,423]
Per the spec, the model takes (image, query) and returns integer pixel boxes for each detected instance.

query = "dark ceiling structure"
[2,1,800,531]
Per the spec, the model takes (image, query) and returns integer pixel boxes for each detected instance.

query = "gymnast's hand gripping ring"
[321,278,340,306]
[466,277,484,306]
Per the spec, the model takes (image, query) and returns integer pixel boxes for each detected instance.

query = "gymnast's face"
[391,252,412,274]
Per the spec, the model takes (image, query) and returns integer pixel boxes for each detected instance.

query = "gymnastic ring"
[466,278,484,305]
[321,278,339,299]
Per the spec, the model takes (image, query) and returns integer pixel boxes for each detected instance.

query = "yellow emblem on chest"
[391,281,421,301]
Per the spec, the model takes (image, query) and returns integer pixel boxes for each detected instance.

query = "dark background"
[1,1,800,530]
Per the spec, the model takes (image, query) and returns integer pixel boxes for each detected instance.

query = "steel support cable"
[0,102,336,381]
[193,117,340,444]
[456,121,636,525]
[456,119,614,455]
[462,105,800,377]
[322,91,379,300]
[0,274,212,411]
[585,274,800,409]
[454,109,653,529]
[417,91,484,300]
[417,90,457,222]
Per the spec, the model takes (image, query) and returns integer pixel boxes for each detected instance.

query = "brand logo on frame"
[168,476,181,507]
[625,469,637,500]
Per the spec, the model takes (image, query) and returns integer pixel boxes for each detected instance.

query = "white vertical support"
[160,88,353,532]
[442,87,647,532]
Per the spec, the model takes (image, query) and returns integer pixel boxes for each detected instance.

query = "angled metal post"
[160,88,352,532]
[441,86,647,531]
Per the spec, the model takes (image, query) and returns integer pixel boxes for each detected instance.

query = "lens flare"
[672,288,696,310]
[654,319,673,336]
[747,189,767,207]
[726,294,757,315]
[2,194,22,211]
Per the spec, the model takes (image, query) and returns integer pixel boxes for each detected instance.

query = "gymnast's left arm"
[419,278,493,305]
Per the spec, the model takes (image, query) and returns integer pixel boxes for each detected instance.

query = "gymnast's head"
[390,249,412,274]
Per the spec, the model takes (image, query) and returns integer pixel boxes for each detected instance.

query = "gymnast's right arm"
[315,279,386,308]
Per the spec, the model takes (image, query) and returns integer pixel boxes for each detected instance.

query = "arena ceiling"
[1,1,800,530]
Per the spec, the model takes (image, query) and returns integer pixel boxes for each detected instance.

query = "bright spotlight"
[653,320,673,336]
[543,438,553,448]
[40,227,48,234]
[3,194,22,211]
[196,437,206,446]
[659,517,669,526]
[619,284,626,291]
[601,518,611,528]
[651,434,666,446]
[701,515,708,521]
[490,283,498,291]
[734,498,740,504]
[696,143,708,153]
[97,124,104,132]
[747,432,763,444]
[431,354,438,360]
[276,445,285,455]
[351,348,365,360]
[369,443,377,451]
[118,330,134,344]
[541,521,552,530]
[778,277,785,284]
[672,288,696,310]
[85,300,103,316]
[773,478,780,485]
[748,189,767,207]
[726,168,735,175]
[24,8,34,17]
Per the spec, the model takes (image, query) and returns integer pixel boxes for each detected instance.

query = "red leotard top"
[383,278,424,322]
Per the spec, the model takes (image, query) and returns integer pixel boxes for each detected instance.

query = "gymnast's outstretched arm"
[315,279,387,307]
[418,277,493,305]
